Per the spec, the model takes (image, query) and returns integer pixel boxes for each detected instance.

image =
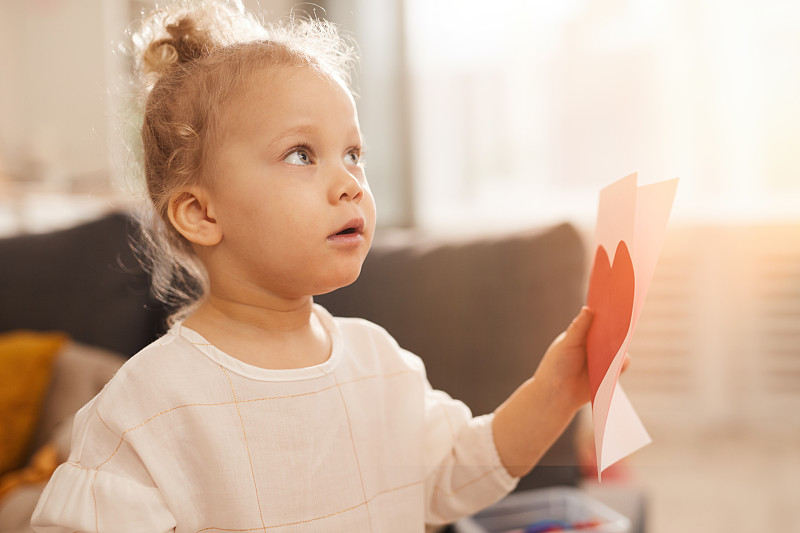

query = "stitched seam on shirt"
[95,411,120,439]
[66,466,424,532]
[451,466,500,494]
[431,401,458,521]
[193,479,424,532]
[91,470,99,533]
[194,500,365,532]
[92,401,230,471]
[67,438,429,529]
[83,367,419,526]
[333,372,373,533]
[430,464,504,520]
[92,410,127,472]
[221,366,267,533]
[186,332,326,379]
[93,369,417,471]
[195,526,264,533]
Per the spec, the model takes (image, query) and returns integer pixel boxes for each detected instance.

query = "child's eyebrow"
[262,125,316,151]
[272,124,362,146]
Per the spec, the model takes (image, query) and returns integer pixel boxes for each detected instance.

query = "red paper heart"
[586,241,635,404]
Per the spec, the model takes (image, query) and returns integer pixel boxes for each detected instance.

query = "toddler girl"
[32,1,594,531]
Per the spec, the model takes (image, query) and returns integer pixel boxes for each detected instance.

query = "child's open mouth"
[328,218,365,241]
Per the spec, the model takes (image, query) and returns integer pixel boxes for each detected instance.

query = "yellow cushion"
[0,331,66,476]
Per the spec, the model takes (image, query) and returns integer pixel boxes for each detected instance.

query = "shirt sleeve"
[31,462,176,533]
[30,401,176,533]
[421,377,519,524]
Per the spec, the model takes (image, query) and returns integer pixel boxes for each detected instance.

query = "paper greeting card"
[587,172,678,480]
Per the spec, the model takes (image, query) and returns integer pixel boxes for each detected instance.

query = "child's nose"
[331,167,364,204]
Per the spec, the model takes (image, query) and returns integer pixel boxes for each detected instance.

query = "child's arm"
[492,307,593,478]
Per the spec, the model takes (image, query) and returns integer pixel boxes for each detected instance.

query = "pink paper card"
[587,173,678,480]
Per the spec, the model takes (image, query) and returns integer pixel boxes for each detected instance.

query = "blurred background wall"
[2,0,799,226]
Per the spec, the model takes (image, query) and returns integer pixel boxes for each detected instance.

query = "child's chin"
[315,269,363,296]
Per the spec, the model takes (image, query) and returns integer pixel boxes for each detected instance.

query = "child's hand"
[533,306,594,412]
[493,306,636,478]
[493,306,595,477]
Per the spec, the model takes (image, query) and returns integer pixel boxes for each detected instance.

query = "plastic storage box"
[454,486,631,533]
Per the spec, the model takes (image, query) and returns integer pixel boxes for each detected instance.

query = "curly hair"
[126,0,357,322]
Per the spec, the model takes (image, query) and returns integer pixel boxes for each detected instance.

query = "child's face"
[203,64,376,299]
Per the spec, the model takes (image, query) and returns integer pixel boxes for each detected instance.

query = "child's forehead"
[245,62,351,95]
[216,63,359,138]
[231,63,355,112]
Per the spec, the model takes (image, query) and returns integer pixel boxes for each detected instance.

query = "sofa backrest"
[0,213,167,357]
[1,214,587,490]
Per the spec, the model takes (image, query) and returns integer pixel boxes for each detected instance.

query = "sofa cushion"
[0,330,66,476]
[316,223,587,490]
[0,213,167,357]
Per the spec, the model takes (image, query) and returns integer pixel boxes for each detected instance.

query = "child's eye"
[284,149,312,166]
[344,151,360,166]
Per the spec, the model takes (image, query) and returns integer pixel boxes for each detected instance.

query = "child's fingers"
[564,306,593,345]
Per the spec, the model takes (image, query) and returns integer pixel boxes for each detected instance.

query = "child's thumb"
[564,306,593,346]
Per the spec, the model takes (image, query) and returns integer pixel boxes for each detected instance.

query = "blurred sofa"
[0,212,591,531]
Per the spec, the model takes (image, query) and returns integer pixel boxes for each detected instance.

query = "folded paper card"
[587,173,678,480]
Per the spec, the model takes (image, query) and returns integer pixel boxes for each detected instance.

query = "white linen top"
[32,305,517,532]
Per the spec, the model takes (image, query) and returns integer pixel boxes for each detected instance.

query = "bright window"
[404,0,800,229]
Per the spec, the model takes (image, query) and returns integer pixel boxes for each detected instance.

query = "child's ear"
[167,187,222,246]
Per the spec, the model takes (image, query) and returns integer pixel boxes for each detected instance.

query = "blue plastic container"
[454,486,631,533]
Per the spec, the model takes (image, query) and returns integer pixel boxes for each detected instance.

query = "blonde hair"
[127,0,356,322]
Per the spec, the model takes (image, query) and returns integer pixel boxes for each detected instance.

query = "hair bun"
[131,1,268,88]
[142,18,211,78]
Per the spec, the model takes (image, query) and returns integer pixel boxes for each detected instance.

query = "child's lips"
[328,218,366,242]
